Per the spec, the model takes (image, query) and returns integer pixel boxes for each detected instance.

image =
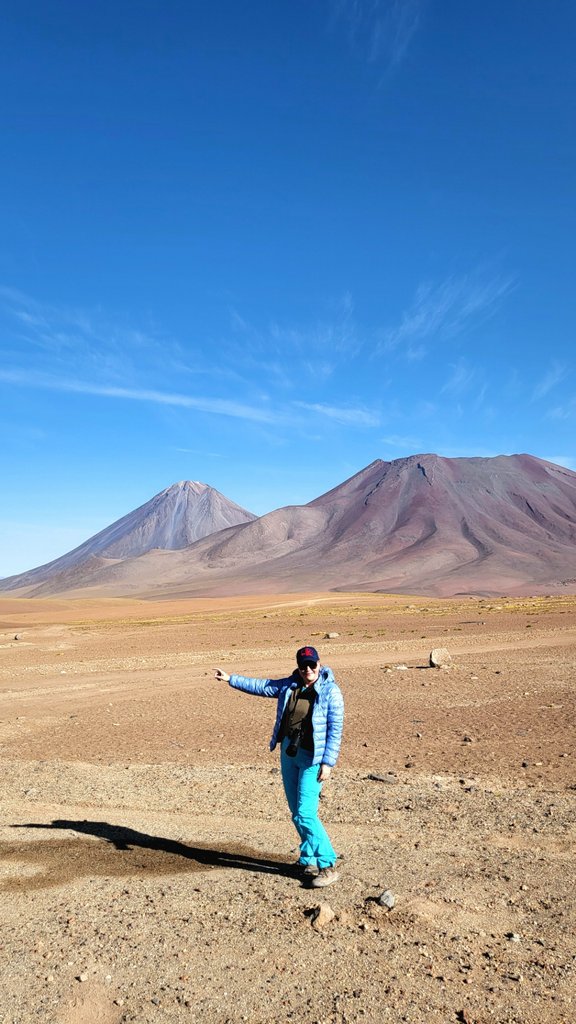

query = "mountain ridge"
[3,454,576,598]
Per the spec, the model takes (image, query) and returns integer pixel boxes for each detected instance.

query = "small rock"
[311,903,335,930]
[462,735,474,744]
[507,932,521,943]
[77,973,89,983]
[14,633,22,640]
[114,998,124,1007]
[324,632,340,639]
[366,772,397,784]
[377,889,396,910]
[456,1011,473,1024]
[395,663,409,671]
[429,647,451,668]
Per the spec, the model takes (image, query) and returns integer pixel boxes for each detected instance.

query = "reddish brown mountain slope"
[4,454,576,598]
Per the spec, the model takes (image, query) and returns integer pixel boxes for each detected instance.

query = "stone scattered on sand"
[77,973,89,983]
[366,772,397,784]
[310,903,335,930]
[395,663,409,670]
[429,647,451,668]
[324,632,340,639]
[456,1011,473,1024]
[377,890,396,910]
[14,634,22,641]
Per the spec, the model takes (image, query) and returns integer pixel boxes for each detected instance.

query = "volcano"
[0,480,256,594]
[3,455,576,598]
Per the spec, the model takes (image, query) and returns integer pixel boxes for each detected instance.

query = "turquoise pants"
[280,737,336,869]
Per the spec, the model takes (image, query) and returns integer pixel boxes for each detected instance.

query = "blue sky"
[1,0,575,576]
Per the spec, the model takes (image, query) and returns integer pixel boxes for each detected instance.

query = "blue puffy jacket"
[228,667,344,767]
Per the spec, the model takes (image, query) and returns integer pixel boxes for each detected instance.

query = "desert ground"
[1,592,575,1024]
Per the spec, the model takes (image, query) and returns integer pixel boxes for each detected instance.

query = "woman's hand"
[214,668,230,682]
[317,764,331,782]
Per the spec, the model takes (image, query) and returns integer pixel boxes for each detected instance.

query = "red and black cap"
[296,645,319,668]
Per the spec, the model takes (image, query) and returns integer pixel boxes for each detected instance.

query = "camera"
[286,725,302,757]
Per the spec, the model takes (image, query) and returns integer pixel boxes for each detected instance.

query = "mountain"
[0,481,257,593]
[3,454,576,598]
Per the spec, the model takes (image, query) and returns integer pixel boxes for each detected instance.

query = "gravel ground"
[1,593,575,1024]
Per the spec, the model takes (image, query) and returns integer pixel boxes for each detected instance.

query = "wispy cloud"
[378,273,515,357]
[0,370,278,424]
[1,366,382,431]
[333,0,425,72]
[440,359,476,397]
[533,360,569,400]
[381,432,422,449]
[0,286,177,380]
[294,401,379,427]
[228,293,360,385]
[547,401,576,421]
[174,448,226,458]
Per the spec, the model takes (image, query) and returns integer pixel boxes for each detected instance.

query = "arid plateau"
[1,592,575,1024]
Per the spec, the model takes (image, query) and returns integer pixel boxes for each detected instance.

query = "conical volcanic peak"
[0,481,257,591]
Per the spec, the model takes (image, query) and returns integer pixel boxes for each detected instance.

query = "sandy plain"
[1,592,575,1024]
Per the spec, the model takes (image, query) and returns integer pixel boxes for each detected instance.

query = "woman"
[214,645,344,887]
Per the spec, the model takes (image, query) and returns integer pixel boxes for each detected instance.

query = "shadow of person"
[10,820,296,881]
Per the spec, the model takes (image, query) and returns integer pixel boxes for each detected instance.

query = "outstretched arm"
[214,668,285,697]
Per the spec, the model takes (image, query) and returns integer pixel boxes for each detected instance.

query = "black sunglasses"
[298,661,318,671]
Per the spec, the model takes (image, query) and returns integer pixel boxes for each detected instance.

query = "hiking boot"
[311,865,340,888]
[297,861,319,878]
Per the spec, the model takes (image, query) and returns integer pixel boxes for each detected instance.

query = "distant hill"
[0,480,256,593]
[3,454,576,598]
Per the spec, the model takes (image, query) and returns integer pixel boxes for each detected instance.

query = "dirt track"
[1,593,575,1024]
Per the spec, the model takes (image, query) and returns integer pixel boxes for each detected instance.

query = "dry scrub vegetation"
[1,593,575,1024]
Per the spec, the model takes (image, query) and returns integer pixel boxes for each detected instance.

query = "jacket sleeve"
[322,685,344,767]
[228,674,286,698]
